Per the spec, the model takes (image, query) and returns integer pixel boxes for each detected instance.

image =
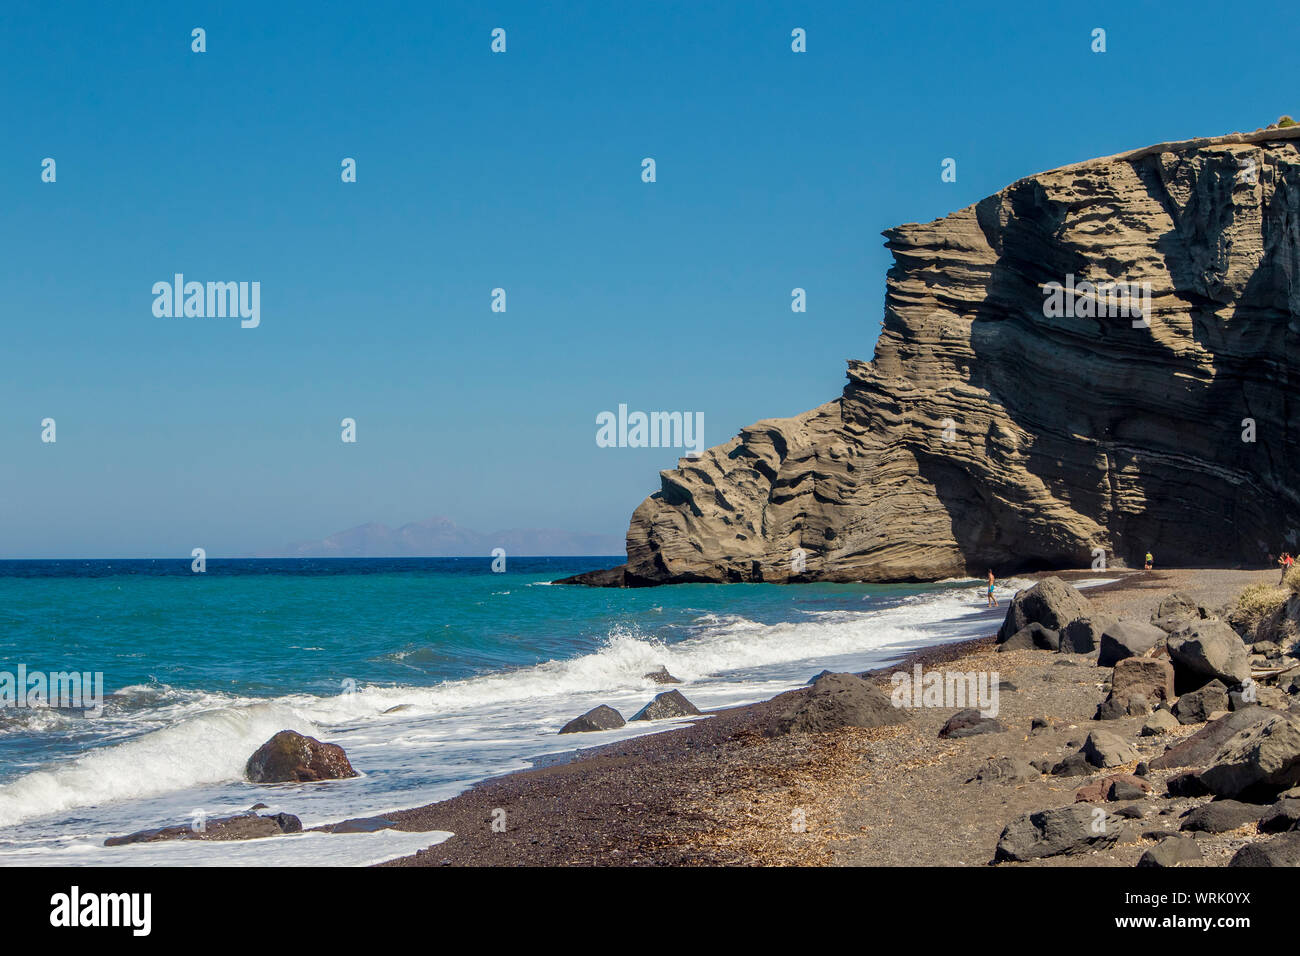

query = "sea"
[0,556,1024,866]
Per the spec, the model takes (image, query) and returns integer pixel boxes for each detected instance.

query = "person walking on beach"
[1144,551,1153,571]
[986,569,997,608]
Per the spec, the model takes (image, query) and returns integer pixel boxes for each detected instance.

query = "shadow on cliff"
[917,156,1296,574]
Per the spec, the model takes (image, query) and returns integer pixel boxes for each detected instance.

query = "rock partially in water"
[104,811,301,846]
[328,816,398,834]
[246,730,358,783]
[559,705,626,734]
[630,690,701,721]
[643,666,682,685]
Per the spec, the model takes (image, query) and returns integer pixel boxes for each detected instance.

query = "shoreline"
[374,566,1280,866]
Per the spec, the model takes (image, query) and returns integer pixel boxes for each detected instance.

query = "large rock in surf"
[105,811,302,846]
[774,672,902,735]
[996,578,1091,643]
[246,730,358,783]
[643,666,682,685]
[561,128,1300,587]
[559,705,626,734]
[993,805,1123,862]
[631,690,701,721]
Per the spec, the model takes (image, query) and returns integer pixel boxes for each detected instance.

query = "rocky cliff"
[574,128,1300,586]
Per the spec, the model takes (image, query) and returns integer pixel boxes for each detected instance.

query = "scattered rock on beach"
[997,578,1091,644]
[631,690,701,722]
[998,623,1059,652]
[774,673,902,735]
[993,805,1123,862]
[1229,831,1300,866]
[1199,712,1300,799]
[1051,752,1094,777]
[1081,729,1140,768]
[1231,685,1287,711]
[966,755,1039,785]
[1172,680,1230,724]
[1165,771,1210,797]
[1150,593,1207,634]
[1059,615,1113,654]
[1074,773,1150,803]
[643,666,682,685]
[1258,797,1300,832]
[1095,693,1151,720]
[1151,707,1275,770]
[1141,709,1180,736]
[1097,620,1164,667]
[1180,799,1266,833]
[1138,835,1203,868]
[560,705,626,734]
[1112,657,1175,704]
[938,708,1005,739]
[246,730,358,783]
[1167,620,1251,691]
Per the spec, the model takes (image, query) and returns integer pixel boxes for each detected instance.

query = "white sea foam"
[0,578,1060,865]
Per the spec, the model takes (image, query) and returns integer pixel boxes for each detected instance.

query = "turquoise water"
[0,557,1003,865]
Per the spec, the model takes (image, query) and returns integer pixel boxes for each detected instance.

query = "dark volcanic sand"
[374,567,1278,867]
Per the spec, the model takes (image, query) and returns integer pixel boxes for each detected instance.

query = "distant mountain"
[260,516,623,558]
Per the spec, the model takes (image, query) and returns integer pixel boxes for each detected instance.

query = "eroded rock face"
[582,128,1300,585]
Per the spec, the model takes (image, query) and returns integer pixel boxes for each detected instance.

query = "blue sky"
[2,0,1295,558]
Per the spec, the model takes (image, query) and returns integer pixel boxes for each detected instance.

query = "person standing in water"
[986,569,997,608]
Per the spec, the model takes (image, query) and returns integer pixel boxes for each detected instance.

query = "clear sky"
[3,0,1295,558]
